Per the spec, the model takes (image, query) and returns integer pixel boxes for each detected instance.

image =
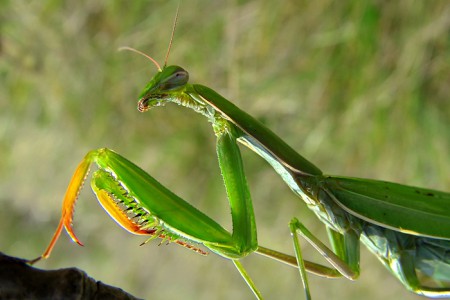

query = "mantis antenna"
[118,3,180,72]
[118,46,162,71]
[164,3,180,67]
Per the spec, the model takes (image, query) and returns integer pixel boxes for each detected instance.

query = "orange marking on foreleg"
[96,189,155,235]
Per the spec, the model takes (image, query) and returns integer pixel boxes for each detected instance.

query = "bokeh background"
[1,1,449,299]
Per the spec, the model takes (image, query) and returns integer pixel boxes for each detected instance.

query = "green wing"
[325,176,450,240]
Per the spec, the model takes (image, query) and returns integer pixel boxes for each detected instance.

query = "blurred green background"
[1,0,449,299]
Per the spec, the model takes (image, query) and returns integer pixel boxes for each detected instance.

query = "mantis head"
[118,46,195,112]
[137,65,190,112]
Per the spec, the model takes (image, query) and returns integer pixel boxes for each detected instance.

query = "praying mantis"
[30,11,450,300]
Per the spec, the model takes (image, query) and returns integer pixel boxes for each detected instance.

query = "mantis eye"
[160,69,189,91]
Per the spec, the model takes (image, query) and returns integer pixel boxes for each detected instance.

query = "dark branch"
[0,252,141,300]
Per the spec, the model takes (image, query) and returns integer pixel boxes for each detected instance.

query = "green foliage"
[1,1,448,299]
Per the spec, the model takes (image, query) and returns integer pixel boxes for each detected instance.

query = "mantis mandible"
[31,10,450,300]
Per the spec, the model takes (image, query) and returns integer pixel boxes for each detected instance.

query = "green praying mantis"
[30,11,450,300]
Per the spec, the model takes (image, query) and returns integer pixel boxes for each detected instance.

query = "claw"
[31,154,93,264]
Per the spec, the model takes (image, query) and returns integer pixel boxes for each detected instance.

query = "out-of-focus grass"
[1,1,449,299]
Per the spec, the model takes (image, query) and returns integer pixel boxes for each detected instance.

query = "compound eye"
[160,69,189,91]
[172,70,189,85]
